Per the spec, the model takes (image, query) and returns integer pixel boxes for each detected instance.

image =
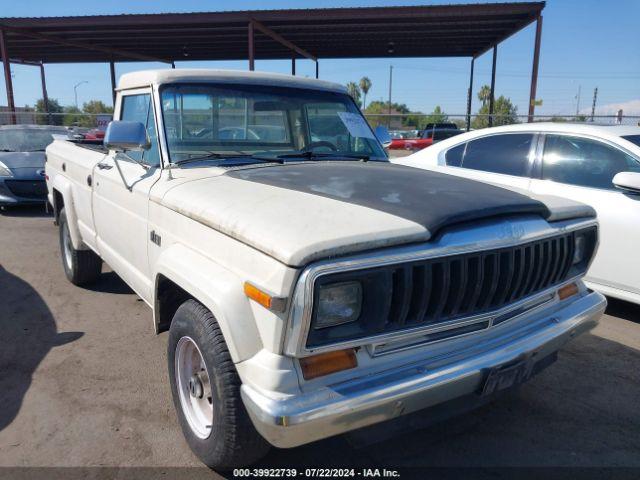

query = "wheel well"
[52,189,64,225]
[155,275,193,333]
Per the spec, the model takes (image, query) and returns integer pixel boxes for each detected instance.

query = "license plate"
[480,357,535,397]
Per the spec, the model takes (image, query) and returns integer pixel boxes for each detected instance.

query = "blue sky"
[1,0,639,117]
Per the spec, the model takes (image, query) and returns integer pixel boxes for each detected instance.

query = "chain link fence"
[364,113,640,131]
[0,111,112,129]
[1,109,638,137]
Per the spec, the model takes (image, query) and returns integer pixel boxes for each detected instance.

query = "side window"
[120,94,160,167]
[445,143,465,167]
[542,135,640,190]
[460,134,534,176]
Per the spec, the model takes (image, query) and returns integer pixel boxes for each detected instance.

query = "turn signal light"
[244,282,273,309]
[557,282,579,301]
[299,349,357,380]
[243,282,286,312]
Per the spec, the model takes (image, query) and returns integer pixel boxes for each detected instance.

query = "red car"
[389,123,463,151]
[83,129,105,141]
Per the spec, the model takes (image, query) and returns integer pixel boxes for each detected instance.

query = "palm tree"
[346,82,362,107]
[359,77,372,110]
[477,85,492,107]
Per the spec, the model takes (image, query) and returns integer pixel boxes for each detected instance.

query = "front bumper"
[0,178,48,206]
[241,291,606,448]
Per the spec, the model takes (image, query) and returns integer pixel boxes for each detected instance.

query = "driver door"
[92,90,162,302]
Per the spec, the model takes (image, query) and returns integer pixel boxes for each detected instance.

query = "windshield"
[622,135,640,148]
[0,128,64,152]
[160,84,387,164]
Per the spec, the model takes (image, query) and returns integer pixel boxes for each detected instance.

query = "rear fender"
[51,176,84,250]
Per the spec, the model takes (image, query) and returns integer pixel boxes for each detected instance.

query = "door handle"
[96,162,113,170]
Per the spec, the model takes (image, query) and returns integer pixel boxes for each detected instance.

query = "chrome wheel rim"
[175,336,213,439]
[62,224,73,271]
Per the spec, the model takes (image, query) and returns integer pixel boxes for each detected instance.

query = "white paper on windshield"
[337,112,375,139]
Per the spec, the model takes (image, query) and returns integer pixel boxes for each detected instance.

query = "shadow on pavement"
[84,271,134,295]
[605,296,640,324]
[0,265,83,432]
[0,204,52,218]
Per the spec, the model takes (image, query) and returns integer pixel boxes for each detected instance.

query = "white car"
[393,123,640,305]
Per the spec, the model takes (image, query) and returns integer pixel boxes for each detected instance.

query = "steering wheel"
[305,140,338,152]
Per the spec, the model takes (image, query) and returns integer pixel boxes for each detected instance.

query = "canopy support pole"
[488,45,497,127]
[40,62,50,123]
[248,21,255,71]
[466,57,474,131]
[0,29,16,125]
[109,61,116,106]
[528,15,543,122]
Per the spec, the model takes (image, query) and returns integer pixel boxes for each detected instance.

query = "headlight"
[573,234,586,265]
[315,281,362,329]
[567,227,598,278]
[0,161,11,177]
[307,269,392,348]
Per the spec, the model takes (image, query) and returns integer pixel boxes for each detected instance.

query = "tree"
[401,106,449,130]
[472,95,519,129]
[63,106,85,127]
[422,105,448,126]
[82,100,113,115]
[477,85,491,107]
[346,82,361,107]
[61,100,114,127]
[358,77,372,110]
[364,100,410,127]
[34,98,63,125]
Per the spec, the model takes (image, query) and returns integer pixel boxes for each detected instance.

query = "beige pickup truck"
[46,69,606,469]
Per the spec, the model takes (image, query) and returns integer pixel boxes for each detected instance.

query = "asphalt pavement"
[1,206,639,476]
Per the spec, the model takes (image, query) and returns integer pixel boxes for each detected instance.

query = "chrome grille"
[384,232,576,331]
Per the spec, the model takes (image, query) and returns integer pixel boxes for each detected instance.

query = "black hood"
[226,161,551,238]
[0,151,45,170]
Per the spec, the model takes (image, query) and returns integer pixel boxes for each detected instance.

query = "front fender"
[153,243,263,363]
[50,175,84,250]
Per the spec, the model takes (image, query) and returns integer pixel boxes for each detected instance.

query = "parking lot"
[1,206,639,473]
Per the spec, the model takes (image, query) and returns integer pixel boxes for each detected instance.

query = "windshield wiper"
[273,151,370,162]
[172,152,284,166]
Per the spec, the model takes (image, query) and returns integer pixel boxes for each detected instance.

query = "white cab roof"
[117,68,347,94]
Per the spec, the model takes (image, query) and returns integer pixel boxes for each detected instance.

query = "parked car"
[0,125,71,208]
[46,70,605,469]
[389,122,463,151]
[389,129,419,139]
[393,122,640,305]
[82,128,106,141]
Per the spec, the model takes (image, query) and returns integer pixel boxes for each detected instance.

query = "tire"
[168,299,270,470]
[58,208,102,286]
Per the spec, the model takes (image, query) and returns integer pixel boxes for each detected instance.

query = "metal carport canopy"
[0,3,543,62]
[0,2,545,124]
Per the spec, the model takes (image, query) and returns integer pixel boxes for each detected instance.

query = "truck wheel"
[168,299,270,469]
[58,208,102,286]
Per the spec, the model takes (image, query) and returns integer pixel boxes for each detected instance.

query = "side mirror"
[374,125,392,148]
[104,121,150,152]
[612,171,640,194]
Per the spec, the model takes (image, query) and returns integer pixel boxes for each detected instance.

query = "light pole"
[74,81,88,108]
